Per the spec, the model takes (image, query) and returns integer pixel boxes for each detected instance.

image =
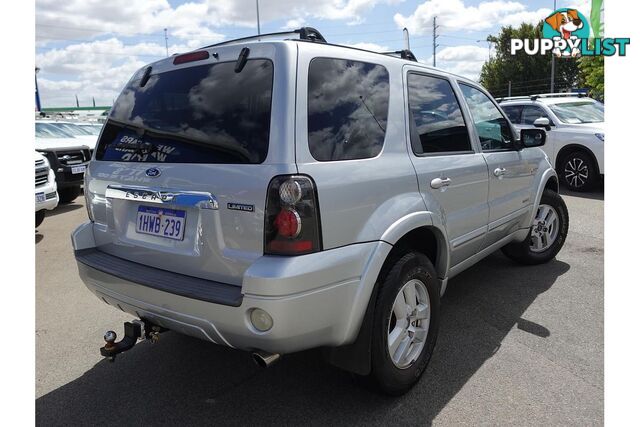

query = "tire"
[368,251,440,395]
[501,189,569,265]
[35,210,46,228]
[58,186,81,203]
[560,150,598,192]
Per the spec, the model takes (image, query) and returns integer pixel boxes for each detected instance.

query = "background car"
[35,122,91,203]
[498,93,604,191]
[35,151,59,227]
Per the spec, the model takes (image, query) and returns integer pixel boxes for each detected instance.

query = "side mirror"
[520,128,546,148]
[533,117,551,130]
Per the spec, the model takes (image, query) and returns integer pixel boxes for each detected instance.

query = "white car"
[36,120,98,151]
[499,94,604,191]
[35,151,59,227]
[35,122,91,203]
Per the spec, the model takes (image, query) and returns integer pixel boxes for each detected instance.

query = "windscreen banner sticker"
[106,131,179,162]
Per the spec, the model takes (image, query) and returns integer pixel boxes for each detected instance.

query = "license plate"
[136,206,186,240]
[36,192,45,203]
[71,165,86,174]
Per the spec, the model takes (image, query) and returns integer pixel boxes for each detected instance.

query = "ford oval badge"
[145,167,161,177]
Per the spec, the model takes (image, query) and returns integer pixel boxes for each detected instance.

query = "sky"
[35,0,592,107]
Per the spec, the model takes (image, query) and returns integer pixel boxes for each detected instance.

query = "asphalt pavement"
[35,188,604,426]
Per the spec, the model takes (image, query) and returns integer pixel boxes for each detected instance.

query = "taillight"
[264,175,322,255]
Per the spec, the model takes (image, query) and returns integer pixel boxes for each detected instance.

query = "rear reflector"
[173,51,210,65]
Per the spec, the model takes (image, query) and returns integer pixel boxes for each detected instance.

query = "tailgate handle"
[105,185,218,210]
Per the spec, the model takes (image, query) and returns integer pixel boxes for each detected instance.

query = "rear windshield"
[35,122,74,139]
[96,59,274,164]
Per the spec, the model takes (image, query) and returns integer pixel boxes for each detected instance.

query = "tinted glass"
[522,106,549,124]
[460,84,515,151]
[407,74,471,154]
[308,58,389,161]
[501,105,523,123]
[96,59,273,164]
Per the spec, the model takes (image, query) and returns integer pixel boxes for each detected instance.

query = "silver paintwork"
[73,40,560,355]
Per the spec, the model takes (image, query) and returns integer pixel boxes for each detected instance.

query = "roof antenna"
[235,47,250,73]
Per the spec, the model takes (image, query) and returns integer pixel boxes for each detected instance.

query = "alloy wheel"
[564,157,589,189]
[530,203,560,253]
[387,279,430,369]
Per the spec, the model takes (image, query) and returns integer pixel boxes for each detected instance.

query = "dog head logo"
[542,8,591,57]
[545,9,583,39]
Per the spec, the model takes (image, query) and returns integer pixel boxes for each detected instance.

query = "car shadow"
[36,252,569,426]
[47,203,83,217]
[559,186,604,201]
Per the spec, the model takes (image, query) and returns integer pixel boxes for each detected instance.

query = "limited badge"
[227,203,254,212]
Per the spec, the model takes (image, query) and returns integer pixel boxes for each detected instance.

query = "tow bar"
[100,319,166,362]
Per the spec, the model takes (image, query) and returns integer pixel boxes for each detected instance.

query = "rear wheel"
[58,186,81,203]
[501,189,569,265]
[560,151,597,191]
[368,251,439,395]
[35,210,46,228]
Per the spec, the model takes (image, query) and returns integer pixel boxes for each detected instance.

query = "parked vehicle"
[35,151,59,227]
[498,94,604,191]
[35,122,91,203]
[37,120,99,151]
[72,28,568,395]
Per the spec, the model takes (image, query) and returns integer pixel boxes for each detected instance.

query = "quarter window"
[459,84,515,151]
[307,58,390,161]
[407,73,472,154]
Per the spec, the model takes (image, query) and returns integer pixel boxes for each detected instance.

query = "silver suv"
[72,28,568,395]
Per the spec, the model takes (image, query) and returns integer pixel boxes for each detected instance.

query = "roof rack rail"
[203,27,327,49]
[382,49,418,62]
[496,92,586,102]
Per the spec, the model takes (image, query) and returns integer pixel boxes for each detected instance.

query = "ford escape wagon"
[72,27,568,395]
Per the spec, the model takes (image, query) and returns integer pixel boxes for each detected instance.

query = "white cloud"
[424,45,490,80]
[395,0,552,34]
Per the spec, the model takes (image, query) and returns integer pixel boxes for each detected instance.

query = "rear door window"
[307,58,390,161]
[407,73,472,154]
[96,59,274,164]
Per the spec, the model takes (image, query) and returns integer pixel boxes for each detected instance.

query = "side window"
[522,105,550,125]
[459,84,515,151]
[307,58,390,161]
[407,73,472,154]
[502,105,523,124]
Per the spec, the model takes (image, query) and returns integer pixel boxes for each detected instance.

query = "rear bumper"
[72,221,391,354]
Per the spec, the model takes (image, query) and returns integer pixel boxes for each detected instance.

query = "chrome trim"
[451,226,486,248]
[105,185,219,210]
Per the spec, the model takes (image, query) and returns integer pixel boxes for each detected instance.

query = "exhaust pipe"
[251,350,281,368]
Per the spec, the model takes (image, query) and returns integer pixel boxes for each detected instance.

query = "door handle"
[493,167,507,177]
[430,177,452,189]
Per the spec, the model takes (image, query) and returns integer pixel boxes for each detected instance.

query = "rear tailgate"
[86,42,296,286]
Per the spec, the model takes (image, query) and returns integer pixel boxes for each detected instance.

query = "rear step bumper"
[75,248,243,307]
[72,221,391,354]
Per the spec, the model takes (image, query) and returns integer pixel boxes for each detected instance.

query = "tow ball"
[101,319,166,362]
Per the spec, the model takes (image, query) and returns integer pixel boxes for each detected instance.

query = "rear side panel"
[86,42,298,286]
[294,44,422,250]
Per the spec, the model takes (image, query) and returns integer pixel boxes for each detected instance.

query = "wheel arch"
[555,144,600,176]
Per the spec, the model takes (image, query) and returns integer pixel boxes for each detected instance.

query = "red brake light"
[173,51,210,65]
[265,175,322,256]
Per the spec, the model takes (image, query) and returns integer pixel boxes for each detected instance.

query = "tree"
[479,22,580,98]
[577,55,604,101]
